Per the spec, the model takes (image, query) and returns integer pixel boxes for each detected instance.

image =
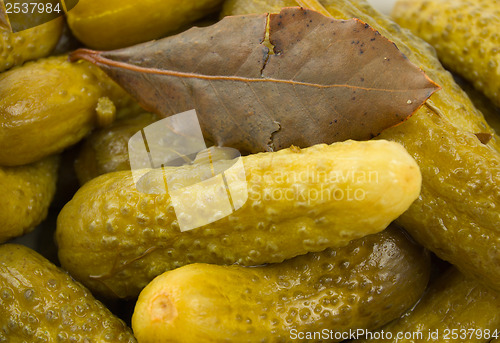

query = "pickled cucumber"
[0,55,137,166]
[62,0,224,50]
[132,226,430,343]
[221,0,500,293]
[57,139,421,298]
[0,244,137,342]
[75,112,158,184]
[393,0,500,107]
[454,75,500,136]
[0,155,58,243]
[0,8,63,72]
[355,268,500,343]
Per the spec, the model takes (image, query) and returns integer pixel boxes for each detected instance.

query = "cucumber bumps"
[0,244,136,342]
[57,140,421,298]
[0,156,58,242]
[0,55,136,166]
[0,14,63,72]
[132,226,430,343]
[75,112,158,184]
[221,0,500,295]
[393,0,500,107]
[356,268,500,343]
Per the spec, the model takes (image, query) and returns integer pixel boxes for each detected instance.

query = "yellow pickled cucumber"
[132,226,430,343]
[75,112,158,184]
[381,106,500,293]
[393,0,500,107]
[0,244,137,342]
[0,4,63,72]
[57,140,421,298]
[221,0,500,294]
[0,155,58,242]
[355,268,500,343]
[454,75,500,136]
[0,55,137,166]
[62,0,224,50]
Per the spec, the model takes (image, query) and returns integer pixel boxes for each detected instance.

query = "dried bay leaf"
[70,7,440,153]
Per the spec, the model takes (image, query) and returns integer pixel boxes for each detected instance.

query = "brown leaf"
[70,7,440,153]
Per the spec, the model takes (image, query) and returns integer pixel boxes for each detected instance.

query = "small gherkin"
[0,16,63,73]
[0,55,137,166]
[221,0,500,296]
[355,268,500,343]
[132,226,430,343]
[0,156,59,243]
[0,244,137,343]
[57,140,421,299]
[61,0,225,50]
[75,112,158,185]
[393,0,500,107]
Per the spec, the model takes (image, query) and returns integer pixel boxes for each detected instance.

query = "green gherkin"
[222,0,500,294]
[0,55,138,167]
[132,226,430,343]
[0,244,137,343]
[355,268,500,343]
[0,13,63,73]
[453,75,500,135]
[0,156,58,243]
[393,0,500,107]
[75,112,158,185]
[57,140,421,299]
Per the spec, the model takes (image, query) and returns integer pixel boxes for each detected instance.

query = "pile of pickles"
[0,0,499,342]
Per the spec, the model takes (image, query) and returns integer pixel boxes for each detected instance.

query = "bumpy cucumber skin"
[62,0,224,50]
[0,244,137,343]
[57,140,421,299]
[383,106,500,294]
[222,0,500,292]
[0,55,135,166]
[0,18,63,73]
[393,0,500,107]
[132,226,430,343]
[75,112,158,185]
[356,268,500,343]
[454,75,500,135]
[0,155,58,243]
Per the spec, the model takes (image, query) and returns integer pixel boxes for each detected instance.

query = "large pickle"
[57,140,421,298]
[0,55,136,166]
[222,0,500,292]
[62,0,224,50]
[0,155,58,243]
[132,226,430,343]
[0,7,63,72]
[392,0,500,107]
[0,244,137,342]
[75,112,158,184]
[355,268,500,343]
[454,75,500,135]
